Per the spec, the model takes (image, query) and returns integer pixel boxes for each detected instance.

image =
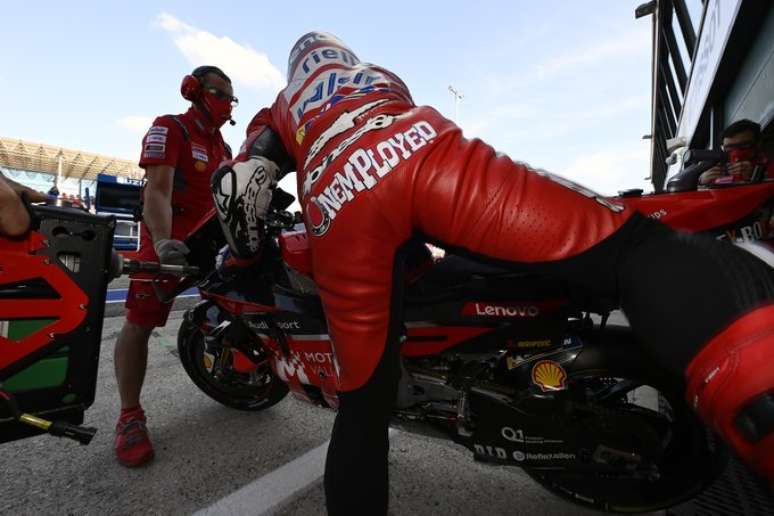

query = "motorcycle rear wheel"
[177,315,289,411]
[524,340,726,513]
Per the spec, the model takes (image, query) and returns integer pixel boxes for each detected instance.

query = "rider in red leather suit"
[212,32,774,513]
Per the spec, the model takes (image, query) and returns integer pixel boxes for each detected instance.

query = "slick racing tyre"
[524,331,726,513]
[177,313,288,411]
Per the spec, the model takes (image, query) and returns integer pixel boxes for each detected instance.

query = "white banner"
[677,0,744,141]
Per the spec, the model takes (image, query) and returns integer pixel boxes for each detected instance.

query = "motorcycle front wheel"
[177,314,289,411]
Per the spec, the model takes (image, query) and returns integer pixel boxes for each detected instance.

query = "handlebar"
[107,189,300,281]
[264,187,303,233]
[264,209,303,233]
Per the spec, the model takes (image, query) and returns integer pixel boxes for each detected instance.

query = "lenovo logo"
[465,303,540,318]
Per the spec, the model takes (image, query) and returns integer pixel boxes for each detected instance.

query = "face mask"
[725,143,756,164]
[201,88,237,128]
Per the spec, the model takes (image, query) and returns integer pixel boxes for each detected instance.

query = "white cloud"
[540,95,649,140]
[479,26,650,99]
[116,115,153,134]
[464,94,648,145]
[155,13,285,94]
[534,27,650,79]
[563,143,651,195]
[463,101,536,136]
[577,95,649,120]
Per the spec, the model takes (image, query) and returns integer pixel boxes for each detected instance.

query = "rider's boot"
[685,304,774,482]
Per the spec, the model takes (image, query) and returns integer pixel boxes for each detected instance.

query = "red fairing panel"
[269,338,339,407]
[618,182,774,232]
[280,230,314,276]
[202,292,277,316]
[402,326,493,357]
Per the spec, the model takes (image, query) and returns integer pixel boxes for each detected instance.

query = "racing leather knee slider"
[685,304,774,480]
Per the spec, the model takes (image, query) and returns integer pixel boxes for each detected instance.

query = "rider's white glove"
[212,156,279,258]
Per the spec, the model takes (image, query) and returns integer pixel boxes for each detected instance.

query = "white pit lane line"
[196,429,397,515]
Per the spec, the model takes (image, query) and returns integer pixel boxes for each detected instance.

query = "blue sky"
[1,1,660,195]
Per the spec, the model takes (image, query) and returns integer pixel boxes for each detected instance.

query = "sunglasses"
[205,87,239,106]
[721,142,755,151]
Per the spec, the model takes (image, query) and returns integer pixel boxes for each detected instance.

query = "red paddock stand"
[0,204,115,444]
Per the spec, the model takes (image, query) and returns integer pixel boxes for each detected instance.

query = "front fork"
[187,300,267,374]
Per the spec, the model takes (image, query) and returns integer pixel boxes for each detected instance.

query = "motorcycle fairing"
[279,229,314,276]
[218,241,581,403]
[464,344,585,463]
[619,182,774,233]
[707,201,773,244]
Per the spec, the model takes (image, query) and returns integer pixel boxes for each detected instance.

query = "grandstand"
[0,136,143,199]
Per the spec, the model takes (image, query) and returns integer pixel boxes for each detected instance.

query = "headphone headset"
[180,66,231,101]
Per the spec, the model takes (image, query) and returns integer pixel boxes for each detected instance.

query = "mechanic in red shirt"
[213,33,774,512]
[114,66,235,467]
[699,119,774,185]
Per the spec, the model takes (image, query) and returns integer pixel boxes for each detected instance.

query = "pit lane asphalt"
[0,308,644,515]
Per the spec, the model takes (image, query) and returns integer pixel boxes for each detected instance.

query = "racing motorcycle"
[159,153,773,514]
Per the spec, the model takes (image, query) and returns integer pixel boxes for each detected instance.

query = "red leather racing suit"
[220,32,774,513]
[244,34,631,392]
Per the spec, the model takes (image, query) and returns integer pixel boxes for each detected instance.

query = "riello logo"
[464,302,540,318]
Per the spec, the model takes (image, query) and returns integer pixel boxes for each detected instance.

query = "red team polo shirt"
[126,107,231,328]
[138,107,231,240]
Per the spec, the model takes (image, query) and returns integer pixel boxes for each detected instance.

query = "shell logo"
[531,360,567,392]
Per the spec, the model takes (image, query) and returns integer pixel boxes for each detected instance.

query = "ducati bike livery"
[172,161,773,513]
